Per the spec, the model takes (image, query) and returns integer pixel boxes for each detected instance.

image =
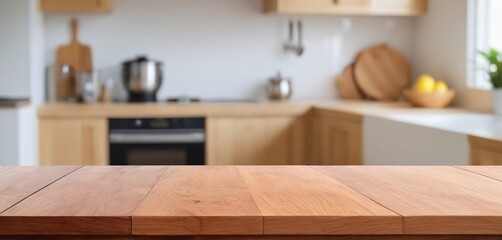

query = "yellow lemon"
[434,80,449,92]
[413,75,436,93]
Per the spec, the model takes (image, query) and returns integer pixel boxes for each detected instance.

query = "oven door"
[109,129,205,165]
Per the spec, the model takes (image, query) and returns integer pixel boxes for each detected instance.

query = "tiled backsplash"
[44,0,413,100]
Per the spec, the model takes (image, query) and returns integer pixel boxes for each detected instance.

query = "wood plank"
[237,166,401,235]
[457,166,502,181]
[38,103,311,119]
[3,236,502,240]
[133,166,262,236]
[0,166,166,235]
[314,166,502,235]
[0,166,79,213]
[193,237,502,240]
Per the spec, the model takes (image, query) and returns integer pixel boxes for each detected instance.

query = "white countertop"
[313,100,502,141]
[386,113,502,141]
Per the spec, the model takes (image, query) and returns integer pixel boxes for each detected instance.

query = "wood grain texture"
[263,0,427,16]
[354,44,411,100]
[133,166,262,236]
[469,136,502,165]
[336,64,364,99]
[38,102,312,118]
[206,117,307,165]
[403,90,455,108]
[40,0,111,13]
[0,166,79,213]
[193,237,502,240]
[56,19,93,73]
[311,109,363,165]
[237,166,401,235]
[457,166,502,181]
[314,166,502,235]
[39,118,108,166]
[3,236,502,240]
[0,166,166,235]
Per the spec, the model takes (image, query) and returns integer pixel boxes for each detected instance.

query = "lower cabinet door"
[470,136,502,165]
[312,111,363,165]
[39,119,108,165]
[206,117,307,165]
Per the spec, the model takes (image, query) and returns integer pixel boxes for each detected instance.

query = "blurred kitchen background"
[1,0,501,166]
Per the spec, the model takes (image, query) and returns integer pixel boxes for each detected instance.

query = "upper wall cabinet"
[40,0,111,13]
[263,0,428,16]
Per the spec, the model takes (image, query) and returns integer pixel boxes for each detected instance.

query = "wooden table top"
[1,166,502,237]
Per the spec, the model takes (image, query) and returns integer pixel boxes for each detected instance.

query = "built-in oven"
[109,118,205,165]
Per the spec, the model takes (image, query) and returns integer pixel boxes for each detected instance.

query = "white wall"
[44,0,414,100]
[0,110,20,165]
[0,0,31,97]
[412,0,468,100]
[364,116,469,165]
[0,0,43,166]
[411,0,472,108]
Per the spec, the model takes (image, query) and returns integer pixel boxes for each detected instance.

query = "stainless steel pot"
[122,56,163,102]
[268,73,293,100]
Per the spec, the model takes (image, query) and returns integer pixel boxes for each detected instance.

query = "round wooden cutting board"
[354,44,411,101]
[336,64,364,99]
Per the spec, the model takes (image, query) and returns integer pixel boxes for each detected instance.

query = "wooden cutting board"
[56,19,92,73]
[354,44,410,101]
[336,64,364,99]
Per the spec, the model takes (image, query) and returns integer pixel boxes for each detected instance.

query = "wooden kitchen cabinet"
[470,136,502,165]
[206,117,308,165]
[39,118,108,165]
[40,0,111,13]
[263,0,427,16]
[311,109,363,165]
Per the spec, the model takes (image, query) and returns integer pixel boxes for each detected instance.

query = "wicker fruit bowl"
[403,90,455,108]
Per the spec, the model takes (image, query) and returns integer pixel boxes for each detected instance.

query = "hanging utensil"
[284,20,304,57]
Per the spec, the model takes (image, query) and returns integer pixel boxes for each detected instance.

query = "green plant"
[479,48,502,88]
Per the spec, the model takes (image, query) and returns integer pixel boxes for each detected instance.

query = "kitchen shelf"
[40,0,111,13]
[263,0,428,16]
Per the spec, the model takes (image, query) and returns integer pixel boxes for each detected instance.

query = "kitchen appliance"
[122,56,163,102]
[109,118,205,165]
[166,96,257,103]
[167,96,201,103]
[268,73,293,100]
[46,64,77,102]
